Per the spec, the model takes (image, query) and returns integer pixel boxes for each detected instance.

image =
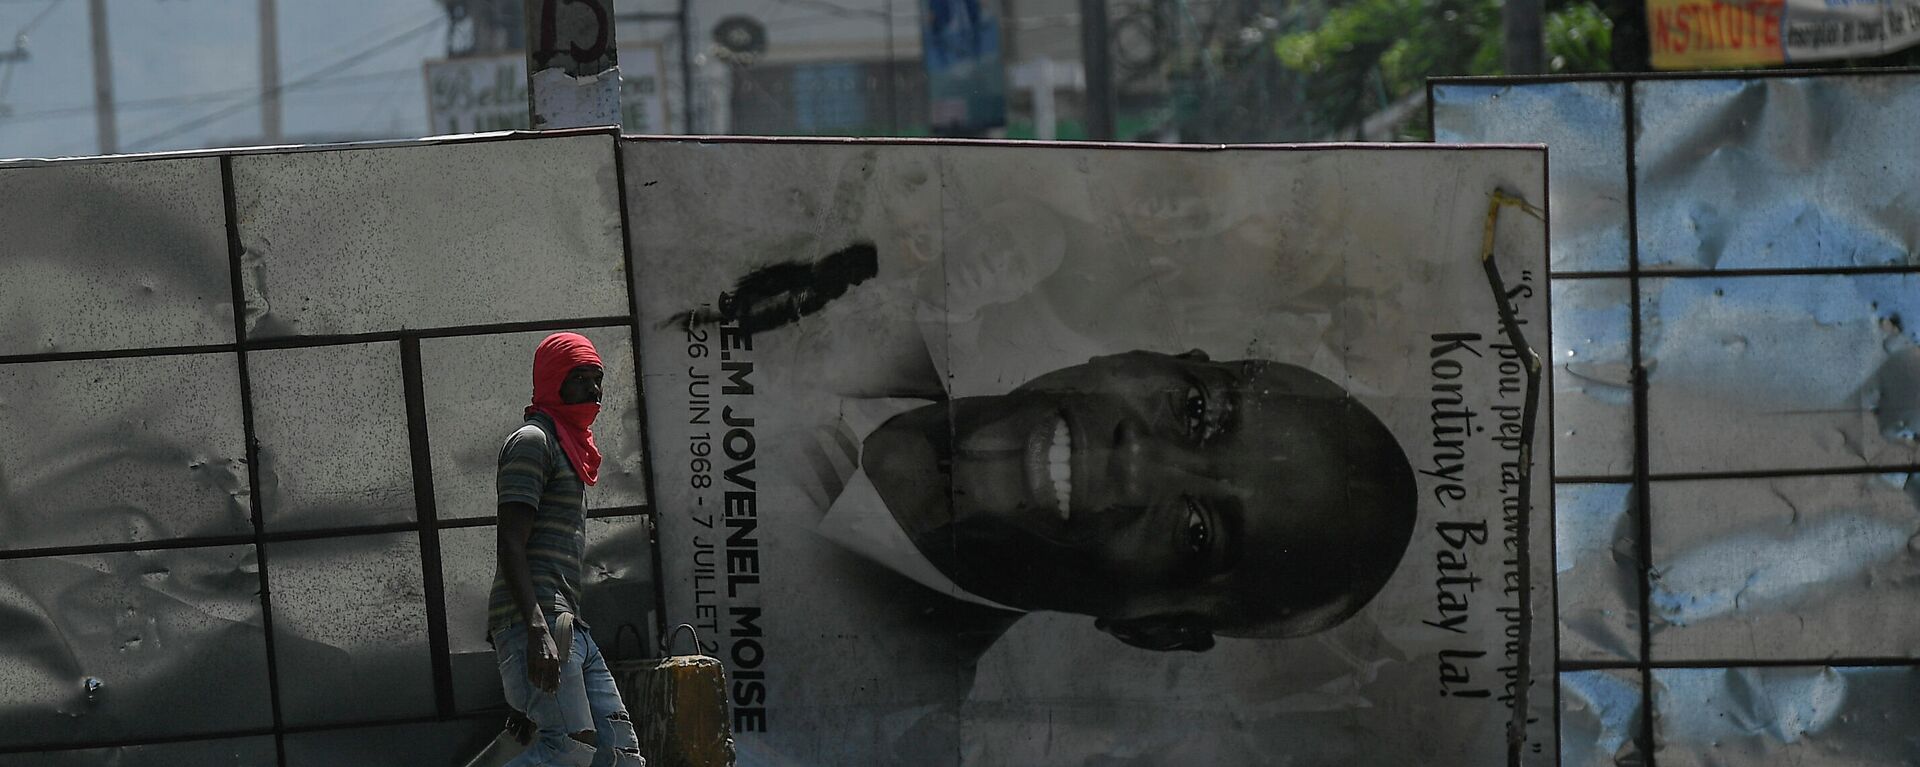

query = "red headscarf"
[527,332,603,486]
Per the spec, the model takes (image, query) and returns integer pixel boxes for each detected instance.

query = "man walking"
[489,332,644,766]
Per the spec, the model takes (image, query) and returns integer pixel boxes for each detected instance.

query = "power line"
[0,0,69,101]
[280,7,443,78]
[12,0,64,33]
[124,12,445,151]
[0,68,412,124]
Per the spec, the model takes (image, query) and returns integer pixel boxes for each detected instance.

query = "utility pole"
[677,0,693,133]
[523,0,621,129]
[260,0,282,142]
[884,0,897,134]
[1607,0,1651,71]
[1504,0,1545,74]
[87,0,116,154]
[1078,0,1115,140]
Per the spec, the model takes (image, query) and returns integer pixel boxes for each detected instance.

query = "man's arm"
[499,500,562,693]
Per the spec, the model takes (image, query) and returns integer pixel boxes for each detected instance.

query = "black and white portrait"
[630,139,1551,765]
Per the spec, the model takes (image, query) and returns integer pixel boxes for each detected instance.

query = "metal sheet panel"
[230,134,627,338]
[0,158,233,356]
[1559,669,1643,767]
[1654,665,1920,765]
[266,532,434,726]
[1643,274,1920,474]
[1432,81,1630,273]
[439,524,499,712]
[0,735,277,767]
[1556,484,1640,663]
[1650,473,1920,660]
[283,718,502,767]
[0,545,272,748]
[250,342,415,532]
[1553,279,1635,478]
[0,354,250,552]
[575,513,658,659]
[1635,76,1920,271]
[421,328,646,521]
[440,513,656,713]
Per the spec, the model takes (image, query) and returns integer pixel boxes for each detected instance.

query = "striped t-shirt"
[486,413,589,639]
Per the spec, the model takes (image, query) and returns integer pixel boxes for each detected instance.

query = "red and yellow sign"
[1649,0,1786,68]
[1649,0,1920,69]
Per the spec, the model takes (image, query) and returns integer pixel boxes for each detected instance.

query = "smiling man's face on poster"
[863,350,1417,651]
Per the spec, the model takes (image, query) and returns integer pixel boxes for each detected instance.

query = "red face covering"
[527,332,603,486]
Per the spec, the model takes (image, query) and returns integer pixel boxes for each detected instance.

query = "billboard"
[1646,0,1920,69]
[922,0,1007,135]
[628,139,1554,764]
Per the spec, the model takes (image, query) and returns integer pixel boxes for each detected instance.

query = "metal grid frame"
[1430,67,1920,767]
[4,128,1559,763]
[0,128,665,765]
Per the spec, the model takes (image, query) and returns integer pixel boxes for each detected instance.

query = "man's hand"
[506,709,537,745]
[500,502,558,694]
[526,625,562,694]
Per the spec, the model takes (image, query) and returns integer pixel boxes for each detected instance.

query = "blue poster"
[922,0,1007,135]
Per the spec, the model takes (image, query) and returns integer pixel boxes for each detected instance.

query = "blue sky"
[0,0,447,158]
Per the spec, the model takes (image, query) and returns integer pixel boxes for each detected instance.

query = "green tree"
[1546,2,1614,72]
[1273,0,1613,135]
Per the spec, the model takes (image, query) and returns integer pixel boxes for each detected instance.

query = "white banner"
[1649,0,1920,68]
[629,139,1556,765]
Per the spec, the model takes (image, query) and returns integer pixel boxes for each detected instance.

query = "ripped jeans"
[494,617,644,767]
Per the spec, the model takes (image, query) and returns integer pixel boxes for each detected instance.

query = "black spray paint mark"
[670,242,880,335]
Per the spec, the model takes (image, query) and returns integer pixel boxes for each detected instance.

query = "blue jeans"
[494,617,644,767]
